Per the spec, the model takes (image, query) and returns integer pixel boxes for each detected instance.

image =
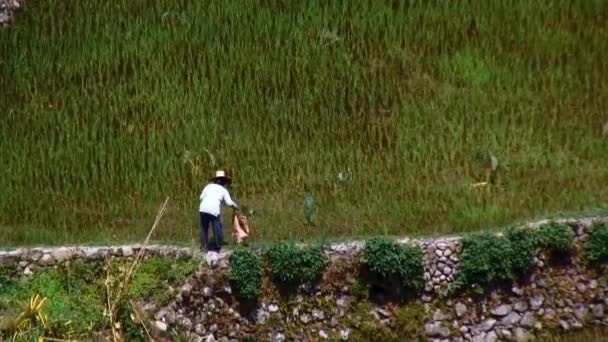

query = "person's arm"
[223,188,239,210]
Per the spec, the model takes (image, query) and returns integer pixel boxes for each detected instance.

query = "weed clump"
[586,222,608,265]
[266,242,327,287]
[534,221,574,254]
[454,228,536,294]
[229,248,263,300]
[361,237,424,296]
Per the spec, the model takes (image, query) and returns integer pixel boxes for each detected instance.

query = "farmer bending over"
[199,170,239,252]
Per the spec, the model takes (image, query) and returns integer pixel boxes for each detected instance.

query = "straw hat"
[210,170,231,182]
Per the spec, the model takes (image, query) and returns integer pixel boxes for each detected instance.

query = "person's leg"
[212,215,224,252]
[200,212,211,251]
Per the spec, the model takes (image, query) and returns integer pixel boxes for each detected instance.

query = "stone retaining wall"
[0,0,23,27]
[2,216,607,341]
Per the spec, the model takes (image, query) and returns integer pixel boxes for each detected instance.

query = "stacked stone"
[0,245,192,275]
[0,0,22,27]
[421,237,461,296]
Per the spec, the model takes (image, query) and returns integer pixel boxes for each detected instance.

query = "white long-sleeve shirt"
[198,183,238,216]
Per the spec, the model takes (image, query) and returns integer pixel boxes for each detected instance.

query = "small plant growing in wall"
[534,221,574,254]
[229,249,263,300]
[361,237,424,295]
[266,242,327,286]
[454,228,537,295]
[585,221,608,265]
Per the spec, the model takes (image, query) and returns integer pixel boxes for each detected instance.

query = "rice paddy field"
[1,0,607,246]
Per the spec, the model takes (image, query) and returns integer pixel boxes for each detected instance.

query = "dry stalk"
[106,197,170,342]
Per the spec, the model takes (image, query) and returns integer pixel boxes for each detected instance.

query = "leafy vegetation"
[454,229,536,294]
[267,242,327,286]
[0,256,199,340]
[534,222,574,254]
[127,255,199,305]
[585,222,608,265]
[2,0,608,245]
[229,249,263,300]
[0,265,106,338]
[361,237,424,293]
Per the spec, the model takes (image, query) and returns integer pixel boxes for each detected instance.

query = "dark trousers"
[199,212,223,252]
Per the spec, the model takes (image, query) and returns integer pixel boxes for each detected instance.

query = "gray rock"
[205,252,220,267]
[39,254,55,266]
[319,330,329,339]
[180,284,193,297]
[340,328,350,340]
[485,331,498,342]
[256,309,269,324]
[202,287,213,298]
[520,312,535,328]
[530,295,544,310]
[122,246,134,257]
[576,283,587,293]
[491,304,512,316]
[268,303,279,313]
[472,333,486,342]
[574,305,588,321]
[330,316,338,327]
[425,322,450,337]
[336,296,349,307]
[165,311,177,325]
[52,247,72,262]
[205,334,217,342]
[300,313,311,324]
[272,332,286,342]
[433,309,446,321]
[593,304,604,318]
[154,320,168,333]
[23,267,33,276]
[442,266,452,275]
[81,247,101,258]
[559,319,570,331]
[312,309,325,321]
[455,303,467,317]
[514,301,528,313]
[195,324,206,336]
[499,329,513,340]
[478,318,497,332]
[178,317,193,330]
[501,312,521,326]
[514,327,533,342]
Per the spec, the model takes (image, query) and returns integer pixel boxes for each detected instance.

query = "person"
[198,170,239,252]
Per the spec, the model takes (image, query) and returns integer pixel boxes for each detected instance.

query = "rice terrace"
[1,0,608,341]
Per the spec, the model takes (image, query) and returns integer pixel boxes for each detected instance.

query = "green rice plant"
[0,0,607,245]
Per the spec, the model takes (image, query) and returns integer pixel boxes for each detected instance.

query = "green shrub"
[586,222,608,264]
[454,228,536,294]
[266,242,327,286]
[229,249,263,300]
[504,227,537,276]
[361,237,424,293]
[535,221,574,254]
